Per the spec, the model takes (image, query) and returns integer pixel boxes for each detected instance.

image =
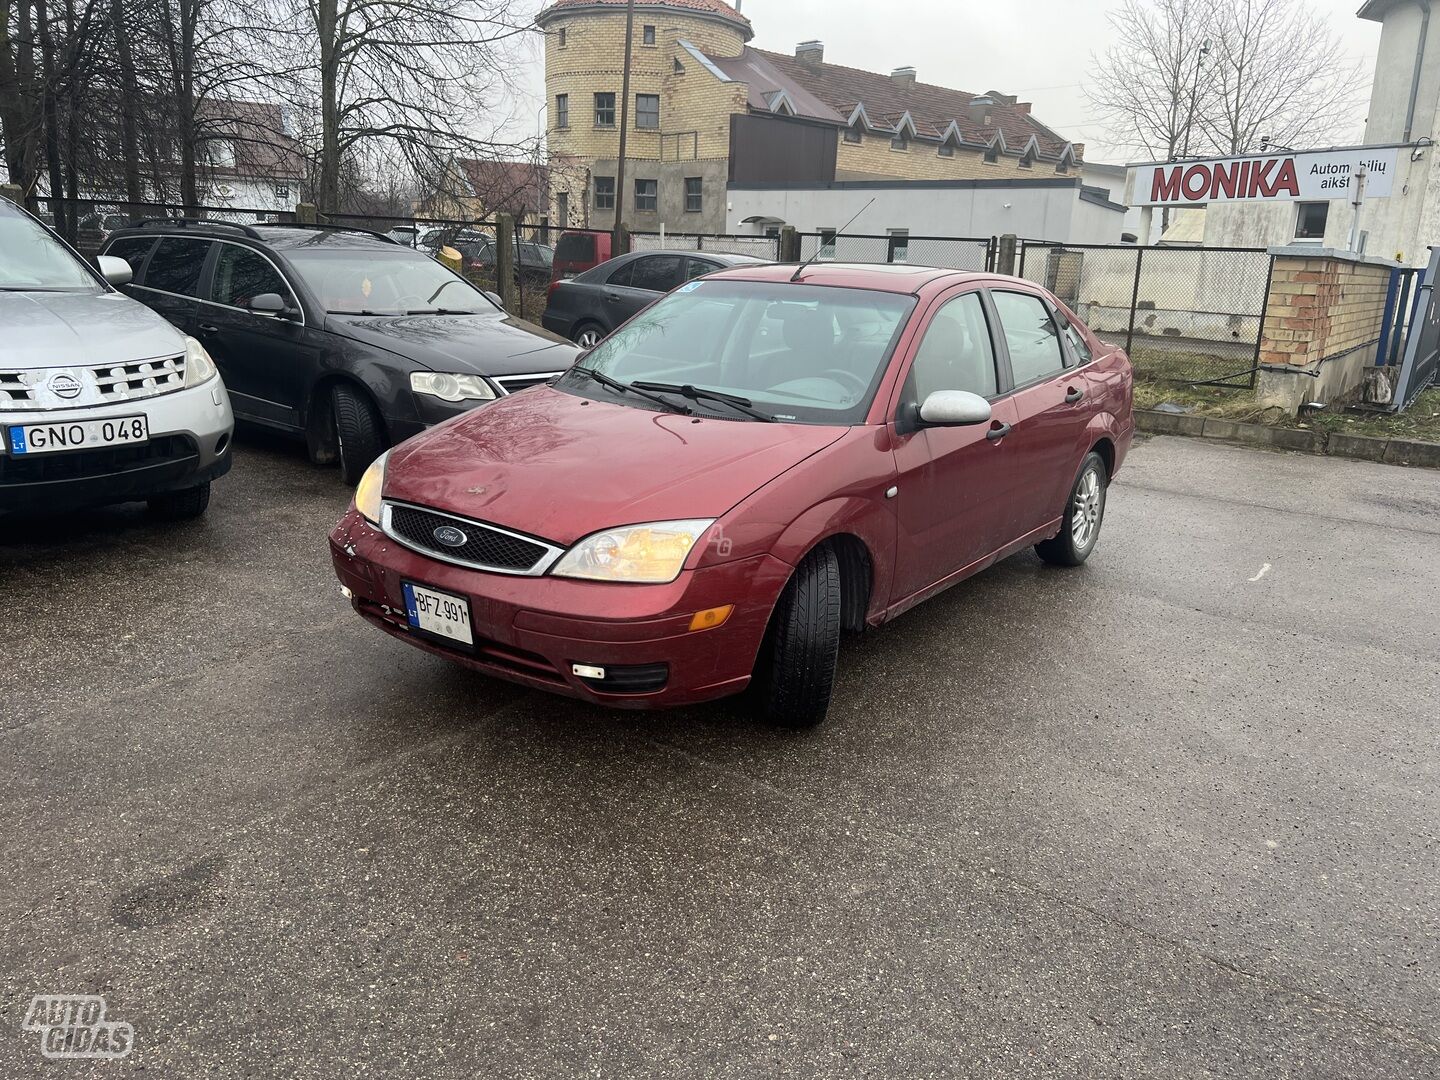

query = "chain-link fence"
[1018,242,1272,387]
[797,232,994,272]
[630,231,782,260]
[32,197,296,254]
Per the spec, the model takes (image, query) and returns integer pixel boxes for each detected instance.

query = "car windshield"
[0,211,100,291]
[558,280,916,425]
[283,248,493,315]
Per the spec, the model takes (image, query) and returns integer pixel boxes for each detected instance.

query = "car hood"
[385,386,847,546]
[327,311,579,377]
[0,289,187,370]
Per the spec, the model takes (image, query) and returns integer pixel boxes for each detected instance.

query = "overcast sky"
[518,0,1384,163]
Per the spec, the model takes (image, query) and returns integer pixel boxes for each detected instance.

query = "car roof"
[105,221,401,251]
[703,261,987,293]
[616,249,766,265]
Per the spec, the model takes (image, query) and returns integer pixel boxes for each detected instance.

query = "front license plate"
[403,582,475,646]
[7,415,149,456]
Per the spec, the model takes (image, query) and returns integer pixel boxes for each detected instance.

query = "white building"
[1125,0,1440,267]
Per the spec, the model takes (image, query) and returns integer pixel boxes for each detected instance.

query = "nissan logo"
[47,372,83,399]
[432,525,468,548]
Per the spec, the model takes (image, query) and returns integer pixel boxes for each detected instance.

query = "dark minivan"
[102,221,579,482]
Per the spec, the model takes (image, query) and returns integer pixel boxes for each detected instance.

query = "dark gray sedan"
[541,249,764,348]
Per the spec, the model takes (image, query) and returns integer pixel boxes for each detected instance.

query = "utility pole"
[612,0,636,253]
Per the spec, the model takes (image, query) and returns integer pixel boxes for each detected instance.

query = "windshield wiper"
[572,367,691,416]
[630,381,776,422]
[404,307,481,315]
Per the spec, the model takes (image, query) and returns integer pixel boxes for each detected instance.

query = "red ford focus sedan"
[329,263,1133,727]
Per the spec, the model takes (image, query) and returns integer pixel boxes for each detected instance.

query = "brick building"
[537,0,1086,234]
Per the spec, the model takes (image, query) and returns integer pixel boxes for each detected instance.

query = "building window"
[937,142,954,158]
[844,125,862,144]
[635,179,658,212]
[594,176,615,211]
[642,24,656,45]
[1295,202,1329,241]
[557,27,567,47]
[1019,149,1036,169]
[274,183,290,201]
[684,177,702,213]
[891,134,909,152]
[557,191,569,229]
[594,92,616,128]
[818,228,837,260]
[887,228,910,263]
[555,93,569,129]
[636,94,660,131]
[984,144,1000,164]
[1056,158,1069,174]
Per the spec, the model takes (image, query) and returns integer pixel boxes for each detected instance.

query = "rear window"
[555,233,597,263]
[144,237,210,296]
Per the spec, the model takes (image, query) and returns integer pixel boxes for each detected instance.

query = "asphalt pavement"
[1,431,1437,1078]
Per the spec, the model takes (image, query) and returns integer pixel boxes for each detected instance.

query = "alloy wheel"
[1071,466,1102,549]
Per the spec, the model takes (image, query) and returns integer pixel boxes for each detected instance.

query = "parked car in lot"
[0,200,233,518]
[331,262,1134,727]
[101,220,579,483]
[455,237,554,278]
[549,230,615,285]
[542,249,765,347]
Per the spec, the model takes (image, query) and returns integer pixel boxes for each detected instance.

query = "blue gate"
[1376,266,1424,370]
[1389,250,1440,411]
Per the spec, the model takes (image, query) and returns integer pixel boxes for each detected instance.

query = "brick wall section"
[1259,255,1393,369]
[836,132,1065,182]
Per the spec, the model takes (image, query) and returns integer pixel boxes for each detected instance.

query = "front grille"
[0,355,186,412]
[494,372,563,395]
[90,355,186,402]
[0,434,196,484]
[385,503,555,573]
[0,373,33,408]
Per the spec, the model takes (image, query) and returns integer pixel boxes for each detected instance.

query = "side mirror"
[247,292,288,318]
[97,255,132,287]
[918,390,992,427]
[483,291,505,310]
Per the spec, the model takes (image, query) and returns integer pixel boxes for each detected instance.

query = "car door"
[888,288,1020,605]
[197,241,317,429]
[602,254,686,326]
[987,288,1091,539]
[134,236,213,339]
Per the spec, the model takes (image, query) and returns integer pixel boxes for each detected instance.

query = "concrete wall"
[584,157,729,234]
[1255,247,1399,412]
[725,180,1125,244]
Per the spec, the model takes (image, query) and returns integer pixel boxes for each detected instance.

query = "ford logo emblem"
[433,525,468,548]
[48,372,83,399]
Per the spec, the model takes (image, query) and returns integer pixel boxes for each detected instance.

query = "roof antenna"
[790,198,874,282]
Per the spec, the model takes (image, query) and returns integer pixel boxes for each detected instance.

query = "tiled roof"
[742,48,1076,160]
[458,159,549,216]
[538,0,751,34]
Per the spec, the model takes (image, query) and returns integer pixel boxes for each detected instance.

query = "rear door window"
[1053,307,1095,365]
[105,236,156,279]
[606,260,636,287]
[144,237,210,297]
[991,290,1066,387]
[628,255,685,293]
[686,257,721,281]
[212,244,295,309]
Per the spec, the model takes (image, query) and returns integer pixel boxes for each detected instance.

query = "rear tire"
[148,481,211,521]
[1036,451,1107,567]
[755,546,843,730]
[331,383,387,486]
[572,322,604,349]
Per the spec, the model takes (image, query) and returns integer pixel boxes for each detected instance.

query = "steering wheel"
[821,368,869,397]
[394,294,428,310]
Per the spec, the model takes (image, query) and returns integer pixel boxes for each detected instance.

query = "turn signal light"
[688,605,734,633]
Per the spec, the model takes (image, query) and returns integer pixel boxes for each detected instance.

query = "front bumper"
[0,379,234,512]
[329,508,794,709]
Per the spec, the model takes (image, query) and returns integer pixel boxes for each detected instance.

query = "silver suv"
[0,201,234,518]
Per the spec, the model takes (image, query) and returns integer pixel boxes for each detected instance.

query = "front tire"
[1036,451,1107,567]
[148,481,211,521]
[331,383,387,486]
[755,546,843,729]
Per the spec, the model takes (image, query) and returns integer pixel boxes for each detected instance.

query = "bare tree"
[1201,0,1364,155]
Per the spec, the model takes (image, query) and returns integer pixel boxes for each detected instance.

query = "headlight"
[551,519,715,584]
[182,336,217,387]
[410,371,496,403]
[354,450,389,523]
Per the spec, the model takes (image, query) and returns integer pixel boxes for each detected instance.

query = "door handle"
[986,422,1012,441]
[604,292,622,302]
[1065,387,1085,404]
[197,323,221,334]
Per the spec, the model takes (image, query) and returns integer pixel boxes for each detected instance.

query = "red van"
[550,230,613,285]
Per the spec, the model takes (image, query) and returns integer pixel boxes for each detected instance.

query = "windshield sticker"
[677,281,703,293]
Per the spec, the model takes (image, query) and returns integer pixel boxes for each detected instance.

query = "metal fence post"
[496,213,517,312]
[1126,246,1144,357]
[779,226,800,263]
[996,234,1018,276]
[1250,255,1276,387]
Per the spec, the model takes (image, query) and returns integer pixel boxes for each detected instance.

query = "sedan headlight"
[551,519,715,584]
[410,371,497,403]
[355,450,389,523]
[183,336,218,387]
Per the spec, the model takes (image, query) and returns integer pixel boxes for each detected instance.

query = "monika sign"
[1132,148,1399,207]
